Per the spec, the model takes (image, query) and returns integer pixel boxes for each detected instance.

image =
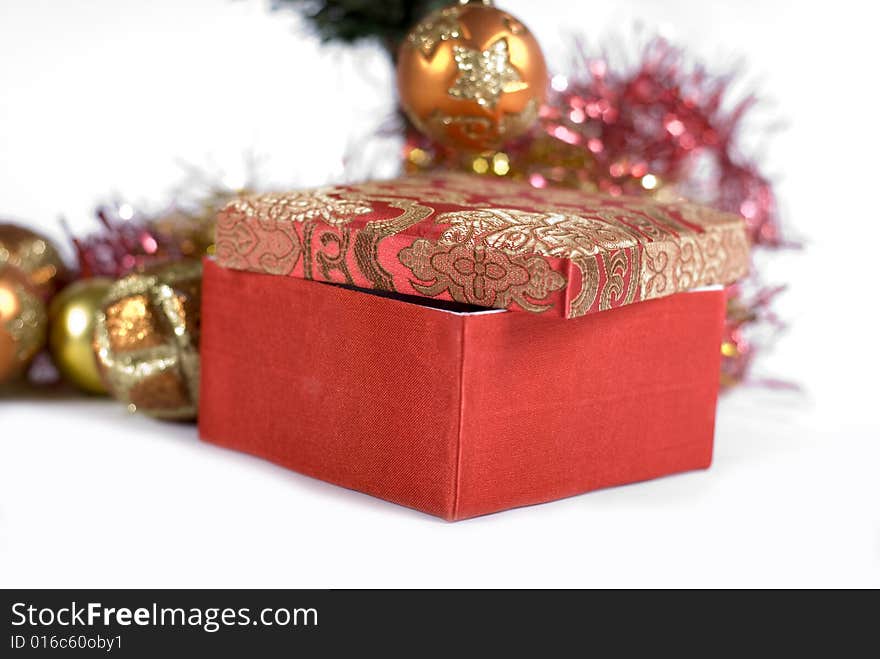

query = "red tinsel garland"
[66,187,242,280]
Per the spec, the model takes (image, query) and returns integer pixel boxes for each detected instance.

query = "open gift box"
[199,174,748,520]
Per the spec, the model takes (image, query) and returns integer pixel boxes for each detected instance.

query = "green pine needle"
[272,0,448,52]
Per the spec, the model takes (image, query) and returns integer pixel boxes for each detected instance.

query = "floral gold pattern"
[434,208,639,256]
[431,207,642,315]
[217,190,372,277]
[215,174,748,318]
[227,190,372,227]
[399,240,565,313]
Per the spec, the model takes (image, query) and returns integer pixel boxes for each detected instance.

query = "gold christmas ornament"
[0,223,68,300]
[397,0,547,152]
[0,266,48,384]
[94,260,201,420]
[48,278,112,394]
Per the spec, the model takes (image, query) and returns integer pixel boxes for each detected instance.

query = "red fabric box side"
[199,259,724,520]
[454,291,724,520]
[199,259,464,518]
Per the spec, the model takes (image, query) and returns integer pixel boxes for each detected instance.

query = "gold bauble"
[0,222,68,300]
[0,266,48,384]
[48,278,112,394]
[397,0,547,151]
[94,260,201,420]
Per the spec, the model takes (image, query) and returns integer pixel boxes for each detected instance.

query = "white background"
[1,0,878,587]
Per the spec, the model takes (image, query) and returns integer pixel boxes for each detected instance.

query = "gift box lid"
[215,174,748,319]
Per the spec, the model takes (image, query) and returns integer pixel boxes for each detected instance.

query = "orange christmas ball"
[0,265,48,384]
[397,0,547,152]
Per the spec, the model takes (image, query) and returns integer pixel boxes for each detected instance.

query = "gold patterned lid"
[215,174,749,319]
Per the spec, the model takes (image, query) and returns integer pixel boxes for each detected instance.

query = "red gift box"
[199,174,744,519]
[199,261,725,520]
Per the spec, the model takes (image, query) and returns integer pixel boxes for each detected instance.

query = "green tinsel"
[273,0,449,52]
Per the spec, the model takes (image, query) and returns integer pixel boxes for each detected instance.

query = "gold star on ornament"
[448,38,529,109]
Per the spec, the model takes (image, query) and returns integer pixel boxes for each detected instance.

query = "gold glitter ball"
[94,260,202,420]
